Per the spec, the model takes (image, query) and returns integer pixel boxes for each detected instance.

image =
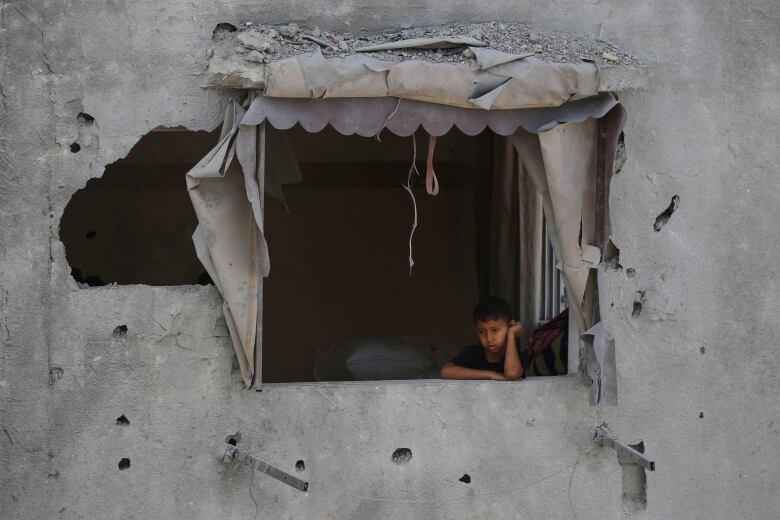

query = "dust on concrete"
[221,21,638,66]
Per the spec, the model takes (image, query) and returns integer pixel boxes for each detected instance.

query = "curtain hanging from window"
[501,105,625,405]
[185,100,266,387]
[186,93,622,395]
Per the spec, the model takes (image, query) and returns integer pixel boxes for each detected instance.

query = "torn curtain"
[185,100,269,387]
[488,104,625,405]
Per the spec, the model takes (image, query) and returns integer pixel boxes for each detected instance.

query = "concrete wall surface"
[1,1,778,519]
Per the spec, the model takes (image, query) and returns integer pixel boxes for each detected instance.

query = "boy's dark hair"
[473,297,513,324]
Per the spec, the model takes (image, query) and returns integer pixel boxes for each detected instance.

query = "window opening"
[185,95,623,390]
[60,128,219,286]
[262,126,483,383]
[261,125,575,383]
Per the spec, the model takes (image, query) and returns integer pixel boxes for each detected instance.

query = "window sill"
[257,374,577,391]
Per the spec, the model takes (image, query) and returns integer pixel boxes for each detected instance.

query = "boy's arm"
[503,321,524,380]
[440,363,507,380]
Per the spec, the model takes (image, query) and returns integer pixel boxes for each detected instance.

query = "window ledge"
[258,374,579,391]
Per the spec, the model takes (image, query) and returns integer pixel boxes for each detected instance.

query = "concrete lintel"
[598,64,648,92]
[206,55,648,97]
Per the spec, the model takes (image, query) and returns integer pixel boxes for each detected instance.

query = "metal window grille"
[539,214,567,325]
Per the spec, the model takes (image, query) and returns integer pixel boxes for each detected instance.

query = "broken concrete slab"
[206,22,646,100]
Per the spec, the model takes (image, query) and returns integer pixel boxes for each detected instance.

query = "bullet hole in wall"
[295,460,305,472]
[116,415,130,426]
[699,412,704,419]
[118,458,131,470]
[78,112,95,125]
[49,366,63,384]
[614,132,626,174]
[653,195,680,232]
[459,474,471,484]
[618,442,647,514]
[626,268,636,278]
[113,325,128,338]
[391,448,413,465]
[69,143,81,153]
[60,128,219,286]
[632,291,645,317]
[604,239,622,270]
[213,22,237,41]
[700,346,706,355]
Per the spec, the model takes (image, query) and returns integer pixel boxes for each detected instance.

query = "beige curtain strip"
[186,100,267,387]
[510,119,599,333]
[217,49,599,110]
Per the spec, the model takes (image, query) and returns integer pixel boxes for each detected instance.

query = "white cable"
[402,134,421,275]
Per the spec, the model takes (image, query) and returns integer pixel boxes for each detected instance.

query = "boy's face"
[475,319,510,355]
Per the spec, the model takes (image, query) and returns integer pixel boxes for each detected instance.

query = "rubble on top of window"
[216,21,639,66]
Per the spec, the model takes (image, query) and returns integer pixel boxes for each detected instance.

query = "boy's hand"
[508,320,524,337]
[487,371,507,381]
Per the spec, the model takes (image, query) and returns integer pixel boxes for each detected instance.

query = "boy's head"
[472,297,513,355]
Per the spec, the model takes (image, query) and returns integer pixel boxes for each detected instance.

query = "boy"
[440,297,524,380]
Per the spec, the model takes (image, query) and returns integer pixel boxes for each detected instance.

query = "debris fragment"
[601,51,619,62]
[355,36,486,52]
[278,23,300,38]
[246,51,267,63]
[301,33,338,51]
[237,30,281,53]
[218,22,639,66]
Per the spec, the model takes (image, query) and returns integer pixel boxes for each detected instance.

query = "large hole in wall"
[60,128,220,286]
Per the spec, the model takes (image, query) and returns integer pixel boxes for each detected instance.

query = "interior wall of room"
[263,127,486,382]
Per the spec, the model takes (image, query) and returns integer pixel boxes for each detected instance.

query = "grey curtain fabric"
[509,120,600,334]
[500,104,626,405]
[186,100,267,387]
[239,93,619,137]
[212,46,599,110]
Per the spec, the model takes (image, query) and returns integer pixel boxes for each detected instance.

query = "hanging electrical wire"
[402,134,421,275]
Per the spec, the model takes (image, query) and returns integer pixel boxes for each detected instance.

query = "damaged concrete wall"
[1,1,778,519]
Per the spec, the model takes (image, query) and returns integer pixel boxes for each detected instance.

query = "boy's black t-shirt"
[449,342,521,373]
[450,340,528,374]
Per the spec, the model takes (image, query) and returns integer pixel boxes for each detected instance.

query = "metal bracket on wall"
[594,424,655,471]
[212,435,309,492]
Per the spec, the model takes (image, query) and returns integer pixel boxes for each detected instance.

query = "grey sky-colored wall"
[1,1,779,519]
